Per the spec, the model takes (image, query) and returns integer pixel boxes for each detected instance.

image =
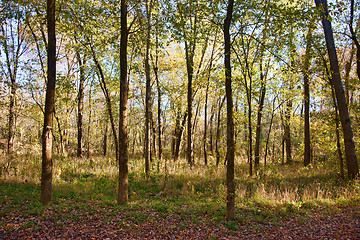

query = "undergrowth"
[1,152,359,228]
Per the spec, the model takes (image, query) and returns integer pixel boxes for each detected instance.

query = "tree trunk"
[41,0,56,205]
[53,109,65,156]
[144,0,153,177]
[118,0,129,205]
[7,80,15,154]
[87,85,92,158]
[152,15,162,162]
[89,44,118,160]
[209,104,215,154]
[264,97,277,167]
[103,119,108,156]
[247,97,253,175]
[350,0,360,81]
[192,99,201,164]
[154,63,162,161]
[76,52,85,158]
[315,0,359,179]
[344,45,355,105]
[174,112,188,161]
[1,22,24,154]
[186,41,194,166]
[331,84,344,178]
[216,96,225,166]
[254,65,266,171]
[203,37,217,165]
[284,94,292,164]
[204,81,209,166]
[303,24,313,167]
[224,0,235,220]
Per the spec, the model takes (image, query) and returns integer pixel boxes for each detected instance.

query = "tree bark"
[331,84,344,178]
[344,45,355,105]
[315,0,359,179]
[224,0,235,220]
[186,40,194,166]
[76,52,85,158]
[264,96,277,167]
[144,0,152,177]
[303,24,313,167]
[118,0,129,205]
[284,91,292,164]
[41,0,56,205]
[103,119,108,156]
[216,96,225,166]
[350,0,360,81]
[204,81,209,166]
[173,112,188,161]
[1,22,25,153]
[86,85,92,158]
[254,59,266,171]
[89,43,118,160]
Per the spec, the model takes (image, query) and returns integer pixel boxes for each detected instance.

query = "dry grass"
[1,152,359,208]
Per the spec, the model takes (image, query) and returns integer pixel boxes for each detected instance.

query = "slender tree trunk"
[216,96,225,166]
[152,15,162,162]
[7,80,15,154]
[303,24,313,167]
[186,42,194,166]
[154,63,162,161]
[247,98,253,175]
[174,112,188,161]
[203,37,217,165]
[344,45,355,105]
[209,104,215,154]
[254,66,266,171]
[264,97,277,167]
[41,0,56,205]
[192,99,201,163]
[330,84,344,178]
[350,0,360,81]
[224,0,235,220]
[204,80,209,165]
[53,109,65,155]
[144,0,152,177]
[103,119,108,156]
[90,44,118,160]
[76,52,85,158]
[315,0,359,179]
[254,15,269,172]
[87,85,92,158]
[0,24,23,154]
[281,115,285,165]
[284,93,292,164]
[118,0,129,205]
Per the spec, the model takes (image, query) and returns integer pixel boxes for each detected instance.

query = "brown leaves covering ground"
[1,200,360,240]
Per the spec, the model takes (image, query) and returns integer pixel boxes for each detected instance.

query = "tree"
[41,0,56,205]
[349,0,360,81]
[303,22,313,167]
[144,0,153,176]
[224,0,235,221]
[118,0,129,205]
[315,0,359,179]
[0,3,28,154]
[76,51,85,158]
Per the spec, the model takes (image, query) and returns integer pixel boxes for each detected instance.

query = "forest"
[1,0,360,238]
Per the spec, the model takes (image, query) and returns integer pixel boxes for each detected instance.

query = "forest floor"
[1,155,360,239]
[1,195,360,239]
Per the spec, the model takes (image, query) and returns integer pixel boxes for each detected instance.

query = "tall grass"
[1,151,359,211]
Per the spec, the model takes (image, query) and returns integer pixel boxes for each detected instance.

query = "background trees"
[0,0,359,213]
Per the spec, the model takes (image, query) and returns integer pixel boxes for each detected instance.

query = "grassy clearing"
[1,152,360,229]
